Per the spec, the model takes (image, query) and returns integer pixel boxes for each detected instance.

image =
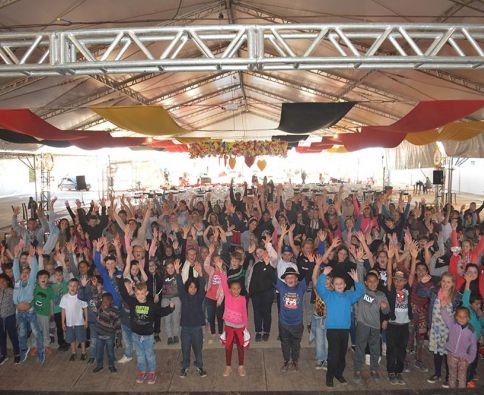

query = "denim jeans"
[132,333,156,373]
[181,326,203,370]
[121,323,133,359]
[89,323,98,359]
[162,297,181,338]
[309,314,327,363]
[0,314,20,356]
[17,308,44,355]
[96,335,115,368]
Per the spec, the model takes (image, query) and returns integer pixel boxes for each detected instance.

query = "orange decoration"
[257,159,267,171]
[228,157,236,169]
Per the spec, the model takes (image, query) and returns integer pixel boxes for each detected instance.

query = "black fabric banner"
[272,134,309,143]
[277,102,356,133]
[0,129,72,147]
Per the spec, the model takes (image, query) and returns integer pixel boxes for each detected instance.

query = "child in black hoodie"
[174,259,208,378]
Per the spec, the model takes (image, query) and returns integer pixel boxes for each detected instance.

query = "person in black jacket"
[174,259,208,378]
[249,250,276,342]
[76,199,108,242]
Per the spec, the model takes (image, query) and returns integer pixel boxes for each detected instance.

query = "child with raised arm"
[13,245,45,364]
[316,266,364,387]
[276,266,307,373]
[59,278,88,361]
[174,259,208,378]
[117,277,174,385]
[215,256,248,377]
[384,239,417,386]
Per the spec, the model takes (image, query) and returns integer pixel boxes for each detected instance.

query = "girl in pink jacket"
[215,258,248,378]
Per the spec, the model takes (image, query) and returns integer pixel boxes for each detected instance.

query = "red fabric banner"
[362,100,484,135]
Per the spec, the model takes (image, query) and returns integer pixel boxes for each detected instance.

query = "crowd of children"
[0,182,482,390]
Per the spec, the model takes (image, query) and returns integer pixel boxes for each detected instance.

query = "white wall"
[389,158,484,195]
[0,159,33,197]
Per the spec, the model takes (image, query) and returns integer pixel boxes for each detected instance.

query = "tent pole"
[447,156,454,205]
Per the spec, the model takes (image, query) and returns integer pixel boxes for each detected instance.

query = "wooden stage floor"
[0,345,482,394]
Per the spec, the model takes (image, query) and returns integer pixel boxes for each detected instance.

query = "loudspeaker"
[433,170,444,185]
[76,175,87,190]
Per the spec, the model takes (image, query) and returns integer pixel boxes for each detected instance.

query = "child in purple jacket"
[441,306,477,389]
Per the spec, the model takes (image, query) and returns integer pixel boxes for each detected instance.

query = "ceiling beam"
[234,1,484,95]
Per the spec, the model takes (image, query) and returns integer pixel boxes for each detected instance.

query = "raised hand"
[248,242,256,255]
[420,274,432,284]
[174,259,181,274]
[348,268,359,282]
[317,229,327,242]
[323,266,333,276]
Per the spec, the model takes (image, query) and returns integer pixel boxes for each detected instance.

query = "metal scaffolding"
[0,23,482,76]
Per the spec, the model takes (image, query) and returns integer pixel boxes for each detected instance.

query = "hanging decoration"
[257,159,267,171]
[188,140,287,159]
[244,156,255,168]
[228,157,237,169]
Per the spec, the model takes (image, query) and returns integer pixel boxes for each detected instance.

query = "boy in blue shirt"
[276,267,307,372]
[316,266,363,387]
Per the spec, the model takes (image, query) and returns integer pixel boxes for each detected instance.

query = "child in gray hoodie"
[353,271,390,383]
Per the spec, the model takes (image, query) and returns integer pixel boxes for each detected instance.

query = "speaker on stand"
[432,170,444,185]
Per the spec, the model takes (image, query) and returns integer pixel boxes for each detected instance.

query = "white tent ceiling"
[0,0,483,141]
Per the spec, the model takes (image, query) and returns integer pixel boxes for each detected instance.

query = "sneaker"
[280,361,289,373]
[87,357,95,364]
[255,333,262,342]
[326,377,334,387]
[136,372,146,384]
[196,367,207,377]
[223,366,232,377]
[146,372,156,385]
[262,333,270,342]
[414,360,428,372]
[0,356,7,366]
[441,380,449,388]
[238,366,246,377]
[20,347,30,363]
[336,376,347,385]
[14,355,20,364]
[37,351,45,365]
[315,361,326,370]
[80,353,87,361]
[180,368,188,378]
[167,337,174,345]
[93,366,103,373]
[467,381,477,389]
[322,360,328,370]
[154,335,161,343]
[109,366,117,373]
[291,361,299,371]
[403,361,410,373]
[69,353,76,361]
[173,336,179,343]
[427,374,441,384]
[396,373,406,385]
[370,370,381,382]
[118,355,132,364]
[353,371,362,384]
[389,373,398,385]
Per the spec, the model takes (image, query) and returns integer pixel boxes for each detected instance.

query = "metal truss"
[0,23,482,76]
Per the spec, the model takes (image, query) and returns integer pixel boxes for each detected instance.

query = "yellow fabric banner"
[405,121,483,145]
[91,106,187,136]
[326,145,348,153]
